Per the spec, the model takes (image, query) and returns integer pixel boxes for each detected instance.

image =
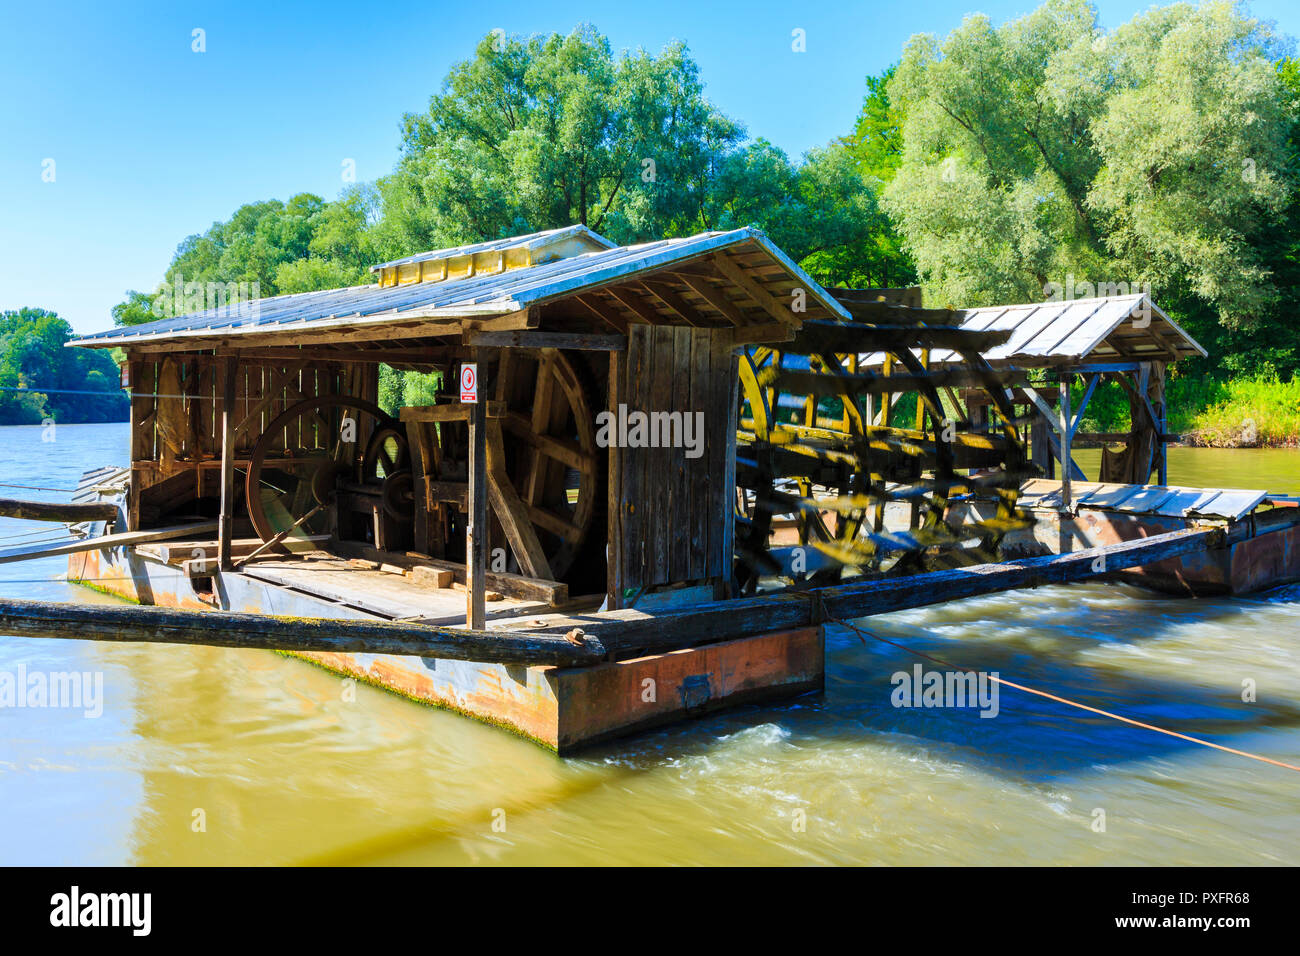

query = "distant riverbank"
[1172,375,1300,448]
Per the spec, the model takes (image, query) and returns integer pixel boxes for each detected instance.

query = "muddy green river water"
[1,424,1297,864]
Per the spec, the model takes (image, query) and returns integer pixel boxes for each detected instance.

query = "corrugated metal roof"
[71,227,851,348]
[858,294,1206,369]
[369,224,616,271]
[1018,479,1267,519]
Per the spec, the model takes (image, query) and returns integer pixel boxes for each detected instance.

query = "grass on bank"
[1172,375,1300,447]
[1072,374,1300,448]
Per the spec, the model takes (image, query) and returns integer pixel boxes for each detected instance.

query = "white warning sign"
[460,363,478,403]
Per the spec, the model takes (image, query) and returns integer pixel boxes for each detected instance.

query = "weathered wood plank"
[669,325,692,581]
[523,525,1227,657]
[0,499,117,523]
[331,540,568,606]
[649,325,673,585]
[463,330,626,351]
[0,598,603,666]
[0,521,219,565]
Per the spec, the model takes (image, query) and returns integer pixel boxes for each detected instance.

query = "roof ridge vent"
[372,224,616,288]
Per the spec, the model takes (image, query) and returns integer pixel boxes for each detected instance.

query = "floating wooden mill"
[3,225,1289,755]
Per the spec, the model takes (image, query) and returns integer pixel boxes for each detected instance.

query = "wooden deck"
[239,556,550,624]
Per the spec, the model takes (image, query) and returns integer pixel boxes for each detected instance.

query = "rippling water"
[1,425,1298,865]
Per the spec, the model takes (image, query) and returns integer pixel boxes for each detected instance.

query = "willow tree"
[883,0,1295,329]
[373,25,743,255]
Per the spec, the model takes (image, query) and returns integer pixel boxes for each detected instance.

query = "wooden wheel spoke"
[246,395,401,547]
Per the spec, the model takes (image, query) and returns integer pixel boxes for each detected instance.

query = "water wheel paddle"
[734,320,1033,594]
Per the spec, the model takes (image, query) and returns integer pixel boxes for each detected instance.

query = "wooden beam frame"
[465,349,488,630]
[574,293,631,335]
[670,272,747,326]
[223,346,460,366]
[1059,374,1073,509]
[485,420,554,580]
[639,279,709,327]
[1022,385,1087,486]
[710,251,798,326]
[230,362,307,441]
[218,356,238,570]
[605,284,666,325]
[462,330,626,351]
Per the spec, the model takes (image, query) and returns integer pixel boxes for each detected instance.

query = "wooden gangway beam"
[0,498,118,523]
[0,598,604,667]
[517,525,1230,658]
[0,525,1229,668]
[0,521,218,565]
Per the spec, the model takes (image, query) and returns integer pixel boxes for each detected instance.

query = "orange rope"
[828,614,1300,774]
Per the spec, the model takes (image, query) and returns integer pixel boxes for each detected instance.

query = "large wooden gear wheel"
[245,395,404,545]
[489,348,599,581]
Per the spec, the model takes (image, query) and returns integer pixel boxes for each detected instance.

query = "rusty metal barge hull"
[67,545,824,753]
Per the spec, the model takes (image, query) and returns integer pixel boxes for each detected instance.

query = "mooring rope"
[0,482,82,493]
[0,526,80,543]
[0,534,78,547]
[825,611,1300,774]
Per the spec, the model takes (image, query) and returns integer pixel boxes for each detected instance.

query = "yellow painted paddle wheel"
[734,291,1038,594]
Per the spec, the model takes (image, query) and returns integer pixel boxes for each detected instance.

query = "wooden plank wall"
[125,352,376,529]
[609,326,736,605]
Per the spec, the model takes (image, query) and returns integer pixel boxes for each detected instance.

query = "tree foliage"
[376,26,743,252]
[109,24,896,332]
[87,11,1300,390]
[0,308,128,424]
[882,0,1296,337]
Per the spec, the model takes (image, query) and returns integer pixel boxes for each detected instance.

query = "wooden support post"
[1156,363,1169,485]
[218,356,238,570]
[1058,375,1073,510]
[607,350,625,610]
[465,349,488,630]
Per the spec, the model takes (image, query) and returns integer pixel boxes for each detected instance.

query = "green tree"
[882,0,1295,331]
[841,65,916,288]
[373,25,744,256]
[706,140,899,287]
[0,308,128,424]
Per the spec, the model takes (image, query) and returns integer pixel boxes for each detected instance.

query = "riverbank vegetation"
[0,309,128,425]
[1074,374,1300,448]
[14,0,1294,440]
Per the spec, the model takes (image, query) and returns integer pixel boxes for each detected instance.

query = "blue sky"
[2,0,1297,335]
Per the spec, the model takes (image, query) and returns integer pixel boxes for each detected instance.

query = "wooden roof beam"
[574,293,631,335]
[709,251,800,326]
[220,345,458,366]
[670,272,747,326]
[637,279,709,327]
[463,329,626,351]
[605,284,666,325]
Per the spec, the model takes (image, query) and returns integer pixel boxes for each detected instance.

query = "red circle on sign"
[461,366,475,389]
